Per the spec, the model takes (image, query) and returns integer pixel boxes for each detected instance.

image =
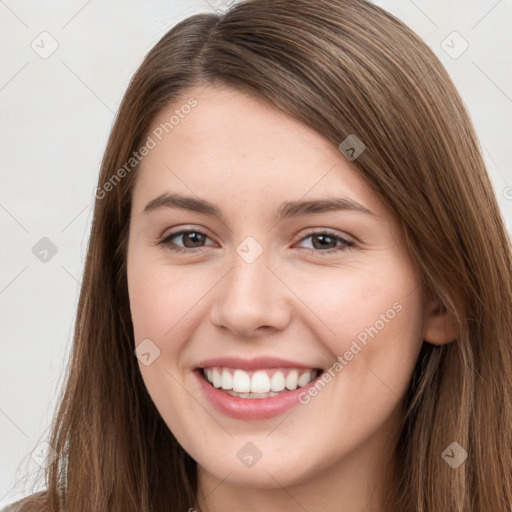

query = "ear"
[423,297,459,345]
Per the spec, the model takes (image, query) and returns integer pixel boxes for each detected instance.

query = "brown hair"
[7,0,512,510]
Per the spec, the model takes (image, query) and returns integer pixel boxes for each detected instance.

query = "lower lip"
[194,370,323,420]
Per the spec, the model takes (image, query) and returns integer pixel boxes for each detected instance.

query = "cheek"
[127,257,207,430]
[291,263,424,387]
[283,266,424,456]
[127,256,207,343]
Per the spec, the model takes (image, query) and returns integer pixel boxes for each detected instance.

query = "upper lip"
[195,356,322,371]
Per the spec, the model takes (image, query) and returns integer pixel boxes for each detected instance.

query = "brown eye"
[158,229,213,253]
[179,231,207,248]
[297,231,355,255]
[310,234,338,250]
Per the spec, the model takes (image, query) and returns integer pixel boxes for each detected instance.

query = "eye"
[295,230,355,254]
[157,229,214,253]
[157,228,355,255]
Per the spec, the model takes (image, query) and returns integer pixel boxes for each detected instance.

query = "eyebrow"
[143,192,376,221]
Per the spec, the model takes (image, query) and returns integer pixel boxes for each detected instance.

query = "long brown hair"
[8,0,512,510]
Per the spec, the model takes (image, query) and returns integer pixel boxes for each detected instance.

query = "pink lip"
[195,356,319,371]
[194,368,323,420]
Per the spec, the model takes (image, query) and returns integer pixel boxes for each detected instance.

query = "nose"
[209,246,292,339]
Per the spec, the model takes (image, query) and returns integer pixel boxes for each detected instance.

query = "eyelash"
[156,228,355,255]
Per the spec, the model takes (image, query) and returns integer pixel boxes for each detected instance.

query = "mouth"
[200,366,321,399]
[193,356,326,419]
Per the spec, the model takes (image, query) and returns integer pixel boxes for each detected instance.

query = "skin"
[126,85,456,512]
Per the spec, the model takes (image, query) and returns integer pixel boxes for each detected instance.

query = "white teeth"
[233,369,251,393]
[221,370,233,390]
[298,370,313,387]
[285,369,299,390]
[270,371,286,392]
[227,391,280,399]
[251,371,270,393]
[203,367,319,395]
[212,368,222,388]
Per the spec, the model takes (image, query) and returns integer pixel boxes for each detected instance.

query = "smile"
[203,367,319,398]
[194,357,325,420]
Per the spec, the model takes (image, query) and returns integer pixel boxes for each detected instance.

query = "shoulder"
[1,491,48,512]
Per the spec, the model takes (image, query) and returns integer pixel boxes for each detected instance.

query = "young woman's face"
[127,85,428,494]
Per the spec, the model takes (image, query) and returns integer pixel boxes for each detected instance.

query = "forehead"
[132,84,387,220]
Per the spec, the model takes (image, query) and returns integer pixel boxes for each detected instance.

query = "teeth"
[285,369,299,390]
[270,371,286,392]
[298,370,313,387]
[203,367,318,394]
[212,368,222,388]
[251,371,270,393]
[233,369,251,393]
[227,390,280,399]
[221,370,233,390]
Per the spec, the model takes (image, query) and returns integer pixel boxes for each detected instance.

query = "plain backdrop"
[1,0,511,505]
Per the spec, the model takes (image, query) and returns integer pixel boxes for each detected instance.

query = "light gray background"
[1,0,511,505]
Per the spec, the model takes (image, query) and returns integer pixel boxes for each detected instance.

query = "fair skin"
[127,85,456,512]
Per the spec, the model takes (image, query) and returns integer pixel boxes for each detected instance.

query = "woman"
[4,0,512,510]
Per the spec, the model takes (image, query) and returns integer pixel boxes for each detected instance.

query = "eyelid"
[157,224,215,242]
[294,227,355,246]
[156,225,356,255]
[157,225,354,243]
